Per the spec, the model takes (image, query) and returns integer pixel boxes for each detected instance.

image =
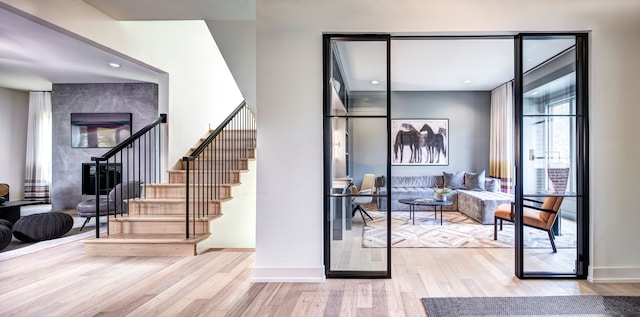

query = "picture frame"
[391,119,449,165]
[71,113,132,148]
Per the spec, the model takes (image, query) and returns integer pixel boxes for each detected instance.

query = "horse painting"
[393,125,421,163]
[391,119,448,165]
[419,123,447,164]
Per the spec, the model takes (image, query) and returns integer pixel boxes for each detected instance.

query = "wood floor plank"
[2,242,640,316]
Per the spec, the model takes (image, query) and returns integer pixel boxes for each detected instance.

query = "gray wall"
[350,90,491,186]
[51,83,158,210]
[391,91,491,177]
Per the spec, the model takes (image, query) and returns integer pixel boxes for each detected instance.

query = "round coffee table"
[398,198,453,225]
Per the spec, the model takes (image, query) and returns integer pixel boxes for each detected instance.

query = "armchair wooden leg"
[547,230,558,253]
[494,217,497,240]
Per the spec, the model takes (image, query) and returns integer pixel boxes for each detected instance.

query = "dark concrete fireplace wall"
[51,83,158,210]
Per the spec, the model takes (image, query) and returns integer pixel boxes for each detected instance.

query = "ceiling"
[335,37,575,92]
[0,4,164,92]
[0,1,574,94]
[83,0,255,20]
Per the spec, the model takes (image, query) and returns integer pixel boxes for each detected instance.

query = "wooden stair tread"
[83,233,210,244]
[143,183,233,187]
[112,214,222,221]
[131,197,233,203]
[167,169,246,173]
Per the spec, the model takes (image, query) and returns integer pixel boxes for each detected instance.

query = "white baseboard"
[588,266,640,283]
[252,266,325,283]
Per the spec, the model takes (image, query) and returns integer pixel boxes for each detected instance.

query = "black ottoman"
[0,219,12,230]
[12,212,73,242]
[0,222,12,250]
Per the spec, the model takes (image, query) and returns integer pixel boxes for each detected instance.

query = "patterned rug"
[422,296,640,316]
[361,211,576,248]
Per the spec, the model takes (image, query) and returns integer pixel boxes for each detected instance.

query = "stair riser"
[129,201,222,215]
[110,221,210,235]
[181,160,248,170]
[169,172,240,184]
[144,186,231,199]
[85,243,198,256]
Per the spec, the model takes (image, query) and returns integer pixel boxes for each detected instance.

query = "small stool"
[76,198,115,231]
[12,212,73,242]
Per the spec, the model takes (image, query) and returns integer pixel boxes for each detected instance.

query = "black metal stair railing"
[182,101,255,239]
[91,114,167,238]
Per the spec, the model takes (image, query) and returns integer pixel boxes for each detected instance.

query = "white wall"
[0,88,28,200]
[206,160,256,249]
[256,0,640,282]
[206,20,257,114]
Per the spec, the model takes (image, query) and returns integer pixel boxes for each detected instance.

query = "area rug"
[361,211,576,248]
[422,295,640,316]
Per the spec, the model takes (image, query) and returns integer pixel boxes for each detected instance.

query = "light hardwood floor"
[2,241,640,316]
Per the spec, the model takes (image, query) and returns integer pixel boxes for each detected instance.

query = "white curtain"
[24,91,52,202]
[489,82,514,193]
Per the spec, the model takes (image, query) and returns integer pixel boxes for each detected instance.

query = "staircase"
[83,102,256,256]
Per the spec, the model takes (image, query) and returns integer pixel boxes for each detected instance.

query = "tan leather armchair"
[493,194,564,252]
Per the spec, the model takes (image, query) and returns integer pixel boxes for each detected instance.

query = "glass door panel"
[516,34,588,277]
[324,35,390,278]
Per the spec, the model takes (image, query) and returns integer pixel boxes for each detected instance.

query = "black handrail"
[90,114,167,238]
[95,114,167,161]
[182,101,255,239]
[186,101,247,159]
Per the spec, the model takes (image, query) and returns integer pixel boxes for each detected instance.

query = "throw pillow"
[464,170,486,191]
[443,171,465,189]
[485,178,501,192]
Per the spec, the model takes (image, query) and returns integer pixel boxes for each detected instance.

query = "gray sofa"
[377,175,513,224]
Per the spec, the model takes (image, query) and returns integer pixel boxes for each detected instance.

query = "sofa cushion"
[443,171,465,189]
[458,190,513,224]
[464,170,486,191]
[390,176,441,188]
[485,178,501,192]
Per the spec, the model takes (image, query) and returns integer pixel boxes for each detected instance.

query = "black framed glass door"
[323,34,391,278]
[514,33,589,278]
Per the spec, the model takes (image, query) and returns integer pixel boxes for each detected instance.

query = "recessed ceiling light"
[531,91,539,96]
[464,80,472,84]
[109,62,121,68]
[371,80,380,85]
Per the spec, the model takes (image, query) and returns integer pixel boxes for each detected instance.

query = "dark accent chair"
[76,181,141,231]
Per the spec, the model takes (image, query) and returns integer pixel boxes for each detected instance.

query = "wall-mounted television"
[71,113,132,148]
[81,163,122,195]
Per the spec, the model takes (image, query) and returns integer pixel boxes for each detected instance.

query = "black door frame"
[323,34,392,278]
[514,33,589,279]
[323,33,589,279]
